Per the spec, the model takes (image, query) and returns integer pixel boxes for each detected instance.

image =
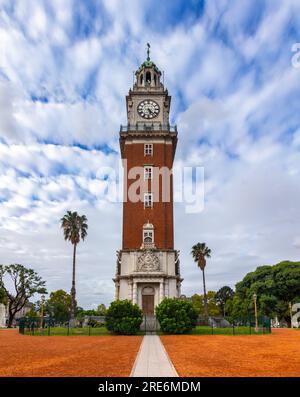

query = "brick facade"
[121,139,176,250]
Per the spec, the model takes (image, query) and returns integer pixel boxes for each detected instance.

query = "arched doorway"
[142,286,155,315]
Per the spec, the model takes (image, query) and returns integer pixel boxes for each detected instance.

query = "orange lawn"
[0,329,142,377]
[161,329,300,377]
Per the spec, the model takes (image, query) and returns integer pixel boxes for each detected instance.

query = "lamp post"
[253,293,258,333]
[289,302,293,329]
[40,294,45,329]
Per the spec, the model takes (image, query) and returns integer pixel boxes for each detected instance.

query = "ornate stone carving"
[137,250,160,272]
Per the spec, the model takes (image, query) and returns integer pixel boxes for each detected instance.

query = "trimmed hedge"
[156,298,198,334]
[105,300,143,335]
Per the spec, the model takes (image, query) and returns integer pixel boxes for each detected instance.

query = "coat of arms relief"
[137,250,160,272]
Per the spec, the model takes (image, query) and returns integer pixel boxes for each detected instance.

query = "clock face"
[137,100,160,119]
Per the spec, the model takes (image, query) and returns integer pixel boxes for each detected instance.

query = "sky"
[1,0,300,309]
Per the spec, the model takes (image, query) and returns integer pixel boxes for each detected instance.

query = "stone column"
[151,71,154,87]
[133,281,138,305]
[159,281,164,303]
[128,280,133,301]
[165,280,169,298]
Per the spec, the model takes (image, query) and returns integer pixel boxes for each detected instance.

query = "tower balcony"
[120,123,177,133]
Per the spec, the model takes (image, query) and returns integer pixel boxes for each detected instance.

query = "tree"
[97,304,107,316]
[61,211,88,321]
[191,291,221,317]
[272,261,300,302]
[76,308,97,317]
[75,305,107,323]
[0,264,47,327]
[46,290,71,322]
[191,242,211,318]
[271,261,300,326]
[0,287,7,305]
[25,304,40,320]
[230,265,279,320]
[215,286,235,317]
[231,261,300,326]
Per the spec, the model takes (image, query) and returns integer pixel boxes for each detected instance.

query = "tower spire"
[146,43,150,61]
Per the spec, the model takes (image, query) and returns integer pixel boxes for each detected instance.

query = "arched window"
[140,74,143,85]
[142,222,154,248]
[146,71,151,85]
[144,233,152,243]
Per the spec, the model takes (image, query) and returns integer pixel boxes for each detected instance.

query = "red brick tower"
[114,46,182,314]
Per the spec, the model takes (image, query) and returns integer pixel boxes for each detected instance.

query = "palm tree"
[191,242,211,318]
[60,211,88,321]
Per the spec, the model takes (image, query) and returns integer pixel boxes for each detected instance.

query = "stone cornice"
[119,248,179,254]
[114,273,181,281]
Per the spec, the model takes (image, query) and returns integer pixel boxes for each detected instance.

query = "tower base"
[113,249,182,314]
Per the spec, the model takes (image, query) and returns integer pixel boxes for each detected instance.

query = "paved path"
[130,335,178,377]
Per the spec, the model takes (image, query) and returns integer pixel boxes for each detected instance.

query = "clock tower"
[114,46,182,315]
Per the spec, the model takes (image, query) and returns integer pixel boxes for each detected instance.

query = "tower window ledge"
[140,242,156,249]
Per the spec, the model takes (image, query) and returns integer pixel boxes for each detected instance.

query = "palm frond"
[60,211,88,245]
[191,242,212,270]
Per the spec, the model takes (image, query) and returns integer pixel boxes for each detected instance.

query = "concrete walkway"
[130,335,178,377]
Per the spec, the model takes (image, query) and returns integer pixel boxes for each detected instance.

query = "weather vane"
[146,43,150,61]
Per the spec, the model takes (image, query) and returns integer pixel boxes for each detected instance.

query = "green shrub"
[156,298,198,334]
[105,300,143,335]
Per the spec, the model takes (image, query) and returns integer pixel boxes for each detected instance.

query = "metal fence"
[19,315,272,336]
[19,317,107,336]
[194,315,272,335]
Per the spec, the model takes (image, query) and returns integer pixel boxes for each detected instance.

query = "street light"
[253,293,258,333]
[289,302,293,329]
[40,294,45,329]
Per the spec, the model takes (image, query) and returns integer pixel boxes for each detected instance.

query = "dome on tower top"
[139,58,161,73]
[137,43,161,74]
[134,43,162,90]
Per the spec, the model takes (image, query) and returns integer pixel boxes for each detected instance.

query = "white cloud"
[0,80,22,140]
